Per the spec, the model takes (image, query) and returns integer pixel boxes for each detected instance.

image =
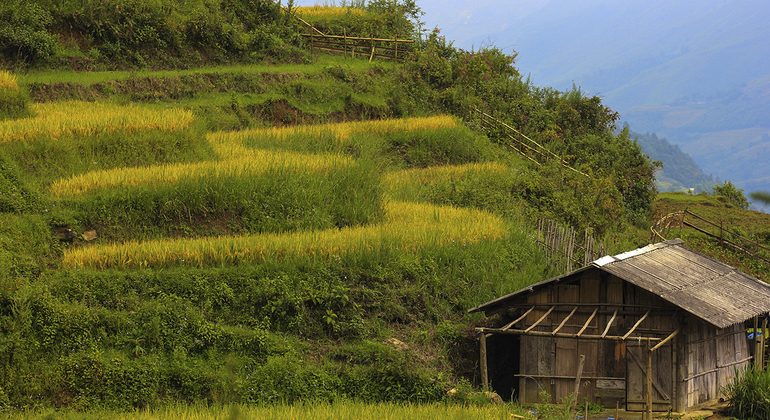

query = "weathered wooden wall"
[682,320,750,408]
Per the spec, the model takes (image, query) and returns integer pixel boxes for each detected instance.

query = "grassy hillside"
[0,0,662,411]
[653,192,770,281]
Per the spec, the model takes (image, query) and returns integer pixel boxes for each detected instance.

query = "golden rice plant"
[210,115,459,155]
[62,201,508,269]
[0,70,18,90]
[384,162,509,196]
[294,6,368,18]
[50,149,355,198]
[0,101,194,143]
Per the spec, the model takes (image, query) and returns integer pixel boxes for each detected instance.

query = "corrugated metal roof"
[468,239,770,329]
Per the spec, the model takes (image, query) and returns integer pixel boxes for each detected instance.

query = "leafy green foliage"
[0,1,58,63]
[713,180,749,210]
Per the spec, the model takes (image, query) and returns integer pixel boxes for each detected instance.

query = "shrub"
[713,180,749,210]
[0,1,58,63]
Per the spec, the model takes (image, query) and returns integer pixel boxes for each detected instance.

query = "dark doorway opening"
[488,334,520,401]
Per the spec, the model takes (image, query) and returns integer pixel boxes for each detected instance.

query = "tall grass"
[7,401,533,420]
[722,364,770,419]
[62,201,507,269]
[0,101,193,143]
[0,70,18,90]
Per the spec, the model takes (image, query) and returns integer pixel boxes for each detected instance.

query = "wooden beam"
[651,327,680,352]
[601,309,618,338]
[552,306,579,335]
[524,306,555,333]
[576,307,599,337]
[501,306,535,331]
[474,327,664,342]
[622,310,651,340]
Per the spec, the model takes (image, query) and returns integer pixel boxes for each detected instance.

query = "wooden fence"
[302,32,414,62]
[651,209,770,265]
[537,219,607,273]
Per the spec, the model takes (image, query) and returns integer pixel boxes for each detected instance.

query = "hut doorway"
[487,334,520,401]
[625,340,673,411]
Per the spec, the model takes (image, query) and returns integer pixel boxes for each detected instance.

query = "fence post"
[394,34,398,60]
[369,35,375,62]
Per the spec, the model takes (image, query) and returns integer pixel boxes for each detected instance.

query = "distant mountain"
[630,130,714,193]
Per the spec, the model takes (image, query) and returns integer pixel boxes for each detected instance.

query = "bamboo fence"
[537,219,607,273]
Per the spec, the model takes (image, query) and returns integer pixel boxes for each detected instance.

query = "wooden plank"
[597,379,626,389]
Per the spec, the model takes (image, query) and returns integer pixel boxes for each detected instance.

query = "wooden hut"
[468,239,770,415]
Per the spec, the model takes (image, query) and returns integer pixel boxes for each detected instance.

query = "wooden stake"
[571,354,586,415]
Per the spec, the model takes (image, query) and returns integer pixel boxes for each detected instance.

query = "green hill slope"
[0,0,660,410]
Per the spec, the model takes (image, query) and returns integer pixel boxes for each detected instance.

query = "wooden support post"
[571,354,586,415]
[480,332,489,389]
[646,345,653,420]
[343,29,347,58]
[755,317,762,367]
[762,317,768,368]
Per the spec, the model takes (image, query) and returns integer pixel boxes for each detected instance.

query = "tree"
[713,181,749,209]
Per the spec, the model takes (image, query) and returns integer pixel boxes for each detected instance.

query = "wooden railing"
[302,32,414,62]
[651,209,770,265]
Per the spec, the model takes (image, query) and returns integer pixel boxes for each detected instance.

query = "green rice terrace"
[1,0,768,418]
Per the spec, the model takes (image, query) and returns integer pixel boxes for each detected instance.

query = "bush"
[0,1,58,63]
[713,180,749,209]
